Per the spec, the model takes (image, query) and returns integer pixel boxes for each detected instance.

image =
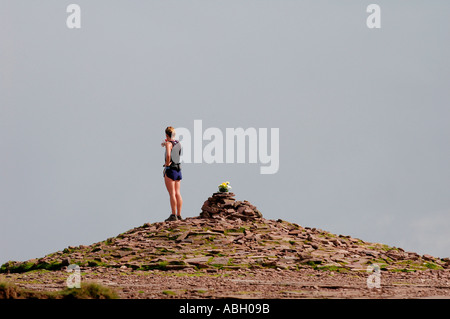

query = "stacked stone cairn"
[200,192,263,221]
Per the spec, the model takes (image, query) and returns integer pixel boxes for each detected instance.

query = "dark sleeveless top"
[164,140,181,171]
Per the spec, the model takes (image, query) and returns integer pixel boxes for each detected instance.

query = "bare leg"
[174,180,182,216]
[164,175,177,215]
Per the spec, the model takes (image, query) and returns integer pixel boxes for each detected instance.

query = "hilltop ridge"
[1,192,449,299]
[2,193,448,274]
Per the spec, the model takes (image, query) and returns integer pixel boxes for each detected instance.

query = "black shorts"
[164,167,182,181]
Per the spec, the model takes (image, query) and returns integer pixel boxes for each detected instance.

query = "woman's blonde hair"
[165,126,175,138]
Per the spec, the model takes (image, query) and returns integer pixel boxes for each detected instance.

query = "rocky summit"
[1,193,450,299]
[200,192,262,220]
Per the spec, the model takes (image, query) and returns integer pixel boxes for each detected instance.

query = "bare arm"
[164,142,172,167]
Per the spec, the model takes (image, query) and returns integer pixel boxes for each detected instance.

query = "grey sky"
[1,1,449,265]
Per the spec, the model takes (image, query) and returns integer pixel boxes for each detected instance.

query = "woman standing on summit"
[162,126,183,221]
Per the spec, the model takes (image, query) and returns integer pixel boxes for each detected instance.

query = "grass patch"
[224,227,246,235]
[0,261,64,274]
[60,282,118,299]
[423,262,443,270]
[137,261,172,271]
[391,268,415,273]
[162,290,177,296]
[155,247,175,254]
[303,260,322,267]
[0,281,118,299]
[167,234,179,241]
[204,235,216,243]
